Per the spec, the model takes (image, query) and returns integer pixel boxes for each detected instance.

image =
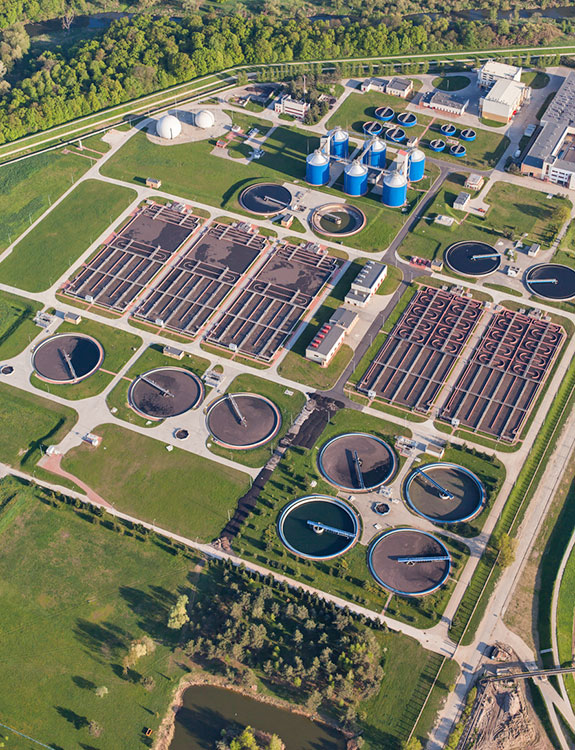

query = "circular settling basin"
[310,203,366,237]
[461,128,476,141]
[375,106,394,122]
[363,120,384,136]
[397,111,417,127]
[445,240,501,276]
[430,138,446,152]
[404,462,485,523]
[206,392,281,449]
[278,495,359,560]
[386,127,406,143]
[318,432,397,492]
[369,528,451,596]
[441,123,457,137]
[32,333,104,384]
[525,263,575,301]
[239,183,292,216]
[450,143,467,157]
[128,367,204,420]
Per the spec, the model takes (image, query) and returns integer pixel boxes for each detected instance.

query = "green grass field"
[0,150,91,252]
[521,70,550,89]
[0,381,77,469]
[0,476,197,749]
[431,75,471,91]
[106,344,210,427]
[0,290,43,359]
[31,318,142,400]
[0,180,137,292]
[61,423,251,541]
[206,373,306,468]
[557,545,575,709]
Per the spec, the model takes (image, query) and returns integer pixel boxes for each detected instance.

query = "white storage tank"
[156,114,182,140]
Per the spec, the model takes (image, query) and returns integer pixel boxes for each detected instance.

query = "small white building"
[305,308,358,367]
[386,77,413,98]
[163,345,184,360]
[478,60,522,89]
[422,91,469,116]
[345,261,387,307]
[274,95,310,119]
[480,79,530,124]
[527,243,541,257]
[454,192,471,211]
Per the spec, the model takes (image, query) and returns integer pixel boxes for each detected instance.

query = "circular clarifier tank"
[429,139,446,152]
[363,120,384,136]
[440,123,457,137]
[397,111,417,128]
[450,143,466,157]
[404,462,486,523]
[206,393,281,449]
[128,367,204,420]
[525,263,575,301]
[368,528,451,596]
[278,495,360,560]
[32,333,104,384]
[375,106,395,122]
[239,183,292,215]
[318,432,397,492]
[445,240,501,276]
[310,203,366,237]
[386,127,406,143]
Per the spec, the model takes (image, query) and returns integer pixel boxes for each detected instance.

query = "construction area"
[440,309,564,442]
[65,203,202,312]
[358,287,483,413]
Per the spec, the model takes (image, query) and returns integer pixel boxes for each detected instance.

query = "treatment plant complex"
[3,48,575,750]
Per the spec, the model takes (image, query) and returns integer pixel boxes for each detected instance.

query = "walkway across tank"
[239,183,292,216]
[206,392,281,449]
[404,462,486,523]
[525,263,575,301]
[310,203,366,237]
[128,367,204,420]
[318,432,397,492]
[397,112,417,128]
[278,495,360,560]
[429,138,446,152]
[32,333,104,384]
[363,120,384,136]
[386,127,406,143]
[444,240,502,276]
[375,106,394,122]
[368,528,451,596]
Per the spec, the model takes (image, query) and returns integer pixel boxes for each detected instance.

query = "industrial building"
[521,72,575,189]
[273,95,310,119]
[454,192,471,211]
[479,79,530,124]
[345,261,387,307]
[360,76,413,98]
[421,91,469,117]
[478,60,522,89]
[305,308,358,367]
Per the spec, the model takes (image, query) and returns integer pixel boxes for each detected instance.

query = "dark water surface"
[170,684,346,750]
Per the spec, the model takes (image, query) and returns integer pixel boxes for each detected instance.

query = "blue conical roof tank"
[367,137,386,168]
[306,149,330,186]
[382,171,407,207]
[331,127,349,158]
[408,148,425,182]
[344,160,368,196]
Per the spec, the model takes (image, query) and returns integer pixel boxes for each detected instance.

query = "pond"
[169,684,347,750]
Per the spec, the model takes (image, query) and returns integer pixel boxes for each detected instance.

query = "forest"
[0,8,573,143]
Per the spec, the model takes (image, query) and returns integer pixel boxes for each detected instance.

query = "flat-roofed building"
[521,72,575,189]
[344,261,387,307]
[465,173,485,190]
[386,77,413,98]
[480,79,530,124]
[478,60,522,89]
[454,191,471,211]
[421,91,469,116]
[274,95,310,119]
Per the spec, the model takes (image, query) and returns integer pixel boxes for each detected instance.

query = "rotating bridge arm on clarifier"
[529,277,559,285]
[396,555,451,564]
[470,253,500,260]
[306,520,356,539]
[62,351,78,381]
[227,393,247,427]
[139,374,174,398]
[353,450,366,491]
[416,468,454,500]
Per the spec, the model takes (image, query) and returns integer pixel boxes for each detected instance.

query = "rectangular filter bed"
[358,287,483,413]
[133,222,267,337]
[206,242,340,362]
[64,204,202,312]
[440,308,565,442]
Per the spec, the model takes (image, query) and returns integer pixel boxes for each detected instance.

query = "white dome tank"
[308,150,329,166]
[156,114,182,140]
[195,109,215,129]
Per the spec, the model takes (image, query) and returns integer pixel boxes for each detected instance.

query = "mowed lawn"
[62,424,251,541]
[557,544,575,710]
[0,381,77,468]
[0,289,43,359]
[0,179,137,292]
[0,478,195,749]
[0,150,90,252]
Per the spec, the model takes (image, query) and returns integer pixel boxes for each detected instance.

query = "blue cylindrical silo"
[344,160,368,196]
[331,128,349,158]
[382,171,407,207]
[364,137,386,168]
[408,148,425,182]
[306,149,330,186]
